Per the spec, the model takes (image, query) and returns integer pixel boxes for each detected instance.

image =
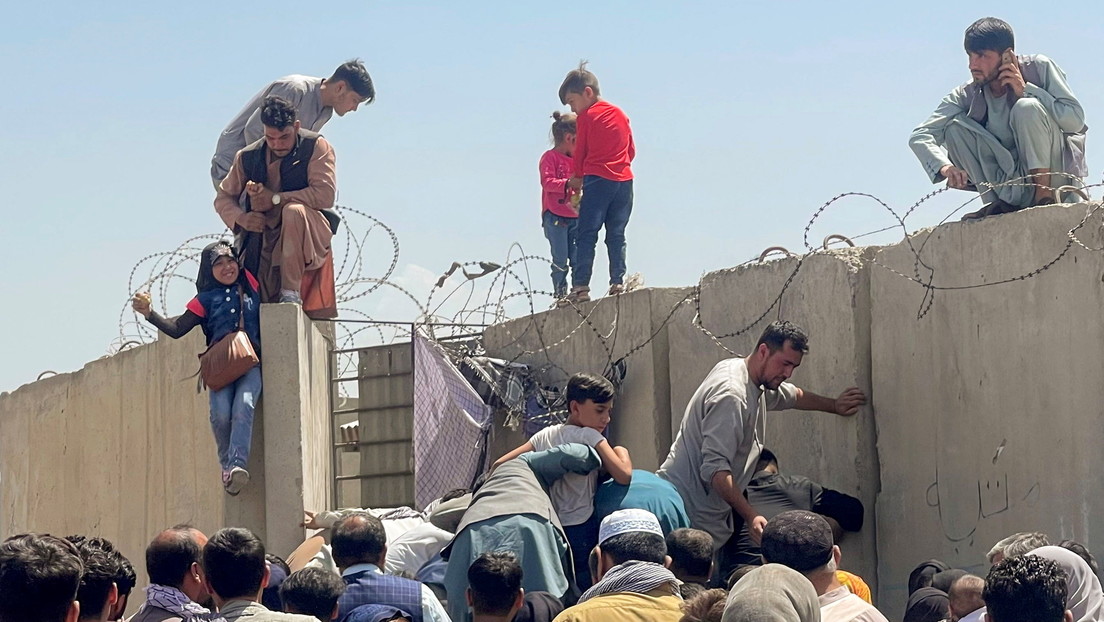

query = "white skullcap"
[598,509,663,545]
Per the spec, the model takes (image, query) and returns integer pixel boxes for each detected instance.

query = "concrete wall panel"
[0,330,250,598]
[1,303,332,604]
[871,204,1104,615]
[483,287,691,471]
[261,304,335,561]
[666,253,880,596]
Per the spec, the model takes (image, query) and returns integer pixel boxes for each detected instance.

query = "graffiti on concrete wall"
[925,438,1041,554]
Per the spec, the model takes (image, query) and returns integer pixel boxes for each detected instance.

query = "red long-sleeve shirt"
[573,99,635,181]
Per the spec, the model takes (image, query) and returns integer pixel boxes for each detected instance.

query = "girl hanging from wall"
[132,240,262,496]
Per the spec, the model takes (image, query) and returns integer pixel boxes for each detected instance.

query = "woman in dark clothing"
[133,241,262,495]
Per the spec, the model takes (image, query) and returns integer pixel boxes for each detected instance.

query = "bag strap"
[237,285,246,331]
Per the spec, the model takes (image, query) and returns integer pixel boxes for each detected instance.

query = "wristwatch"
[271,193,282,206]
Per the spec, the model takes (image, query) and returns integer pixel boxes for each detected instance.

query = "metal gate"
[331,342,416,509]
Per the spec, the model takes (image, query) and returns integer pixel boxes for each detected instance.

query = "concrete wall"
[5,203,1100,616]
[260,304,335,561]
[483,287,691,470]
[870,203,1104,615]
[664,252,881,597]
[480,259,879,596]
[0,329,264,594]
[0,303,331,602]
[481,203,1103,613]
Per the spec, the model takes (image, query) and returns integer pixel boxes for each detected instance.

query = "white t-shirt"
[529,423,606,526]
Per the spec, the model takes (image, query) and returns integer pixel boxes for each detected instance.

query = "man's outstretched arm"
[792,386,867,416]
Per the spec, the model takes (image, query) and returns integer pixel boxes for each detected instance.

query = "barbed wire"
[113,178,1103,402]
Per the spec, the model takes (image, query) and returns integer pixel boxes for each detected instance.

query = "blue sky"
[2,1,1101,391]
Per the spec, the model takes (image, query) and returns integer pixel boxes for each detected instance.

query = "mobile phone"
[1002,49,1015,65]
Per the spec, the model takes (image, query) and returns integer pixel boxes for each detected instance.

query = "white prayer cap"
[598,509,663,545]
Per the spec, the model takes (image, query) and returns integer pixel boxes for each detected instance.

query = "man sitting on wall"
[909,17,1087,220]
[215,96,337,315]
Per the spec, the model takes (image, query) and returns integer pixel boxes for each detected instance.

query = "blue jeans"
[573,176,633,288]
[542,210,578,297]
[208,365,262,471]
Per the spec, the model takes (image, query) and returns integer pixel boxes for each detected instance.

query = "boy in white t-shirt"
[492,372,633,589]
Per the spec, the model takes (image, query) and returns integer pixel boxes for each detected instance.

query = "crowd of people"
[8,311,1100,622]
[31,12,1092,622]
[5,516,1101,622]
[127,13,1086,494]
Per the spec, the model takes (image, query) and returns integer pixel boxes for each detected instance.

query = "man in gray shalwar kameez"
[210,60,374,185]
[656,321,866,563]
[909,17,1087,220]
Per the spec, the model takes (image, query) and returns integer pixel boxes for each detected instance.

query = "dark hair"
[280,567,347,622]
[146,527,202,588]
[984,556,1067,622]
[66,536,132,619]
[331,513,387,569]
[260,96,298,130]
[600,532,666,567]
[330,59,375,102]
[266,554,291,577]
[666,529,713,579]
[440,488,471,502]
[908,560,949,594]
[550,111,577,145]
[760,510,834,572]
[0,534,83,622]
[566,372,615,406]
[202,528,266,601]
[964,17,1014,54]
[468,552,522,616]
[558,60,601,104]
[680,588,727,622]
[678,581,706,600]
[755,448,779,472]
[725,564,758,590]
[1059,540,1099,577]
[116,557,136,598]
[755,320,809,354]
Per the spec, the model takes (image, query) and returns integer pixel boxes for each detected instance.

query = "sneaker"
[608,284,625,296]
[279,289,303,304]
[563,286,591,305]
[221,470,231,486]
[226,467,250,496]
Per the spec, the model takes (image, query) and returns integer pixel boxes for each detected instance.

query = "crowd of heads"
[5,507,1099,622]
[0,526,352,622]
[901,530,1103,622]
[667,511,1102,622]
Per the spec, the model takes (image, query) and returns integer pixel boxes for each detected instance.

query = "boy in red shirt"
[559,62,636,304]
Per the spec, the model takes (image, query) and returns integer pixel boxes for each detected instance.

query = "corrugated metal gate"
[331,342,415,509]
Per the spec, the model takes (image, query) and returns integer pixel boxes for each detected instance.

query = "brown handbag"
[198,287,259,391]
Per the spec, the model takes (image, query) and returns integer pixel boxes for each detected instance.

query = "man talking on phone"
[909,17,1087,220]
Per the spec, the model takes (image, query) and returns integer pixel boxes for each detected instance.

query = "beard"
[975,65,1002,87]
